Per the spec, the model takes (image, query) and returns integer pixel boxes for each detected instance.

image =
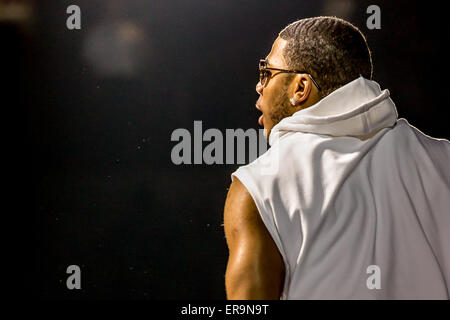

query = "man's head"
[256,16,372,138]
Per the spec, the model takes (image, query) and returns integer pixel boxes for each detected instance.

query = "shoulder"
[224,177,260,236]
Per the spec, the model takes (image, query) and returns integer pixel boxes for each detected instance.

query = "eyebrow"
[265,58,284,69]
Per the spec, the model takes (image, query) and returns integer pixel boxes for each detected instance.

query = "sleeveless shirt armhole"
[231,168,290,299]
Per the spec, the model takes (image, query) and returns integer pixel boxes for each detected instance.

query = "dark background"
[4,0,447,299]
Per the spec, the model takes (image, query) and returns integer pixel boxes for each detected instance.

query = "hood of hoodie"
[268,76,399,146]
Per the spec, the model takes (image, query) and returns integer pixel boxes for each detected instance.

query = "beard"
[268,90,292,132]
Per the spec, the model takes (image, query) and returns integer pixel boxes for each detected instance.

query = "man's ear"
[291,74,312,106]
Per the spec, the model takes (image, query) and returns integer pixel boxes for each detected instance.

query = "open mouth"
[255,103,264,127]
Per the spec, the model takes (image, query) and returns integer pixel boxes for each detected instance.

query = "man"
[224,16,450,299]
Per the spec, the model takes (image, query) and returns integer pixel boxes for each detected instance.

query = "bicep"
[224,177,285,300]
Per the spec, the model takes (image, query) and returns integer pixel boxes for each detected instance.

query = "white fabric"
[232,76,450,299]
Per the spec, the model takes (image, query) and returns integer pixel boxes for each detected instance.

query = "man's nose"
[256,81,263,95]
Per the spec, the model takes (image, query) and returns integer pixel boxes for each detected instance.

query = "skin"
[224,36,321,300]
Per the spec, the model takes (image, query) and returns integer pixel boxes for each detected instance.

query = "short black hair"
[279,16,373,98]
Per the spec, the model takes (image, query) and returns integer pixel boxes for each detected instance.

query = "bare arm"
[224,177,285,300]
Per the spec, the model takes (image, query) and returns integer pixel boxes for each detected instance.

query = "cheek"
[268,92,290,124]
[261,87,277,111]
[261,80,288,120]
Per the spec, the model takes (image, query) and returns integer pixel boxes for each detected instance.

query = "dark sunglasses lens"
[260,70,269,85]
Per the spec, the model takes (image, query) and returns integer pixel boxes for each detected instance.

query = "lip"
[255,103,264,126]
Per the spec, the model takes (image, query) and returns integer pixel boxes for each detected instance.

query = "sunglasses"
[258,59,321,90]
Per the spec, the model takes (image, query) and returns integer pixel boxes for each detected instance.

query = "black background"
[4,0,447,299]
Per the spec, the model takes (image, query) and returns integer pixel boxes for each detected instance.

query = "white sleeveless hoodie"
[231,76,450,299]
